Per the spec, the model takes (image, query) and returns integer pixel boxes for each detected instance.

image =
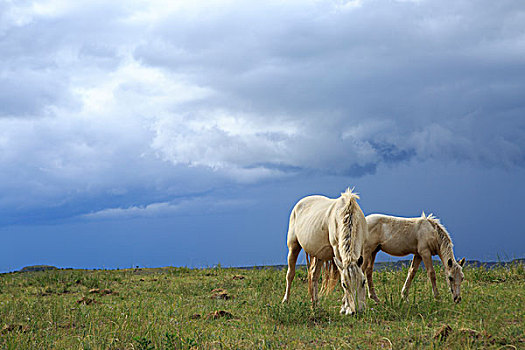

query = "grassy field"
[0,263,523,349]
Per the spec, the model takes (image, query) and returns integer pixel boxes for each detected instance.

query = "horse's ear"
[357,256,363,268]
[421,211,426,218]
[458,257,466,267]
[447,258,453,268]
[334,256,344,271]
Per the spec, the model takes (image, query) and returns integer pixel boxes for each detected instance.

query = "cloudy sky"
[1,0,524,272]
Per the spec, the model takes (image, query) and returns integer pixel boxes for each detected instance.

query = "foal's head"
[425,213,466,303]
[334,256,366,314]
[446,257,465,303]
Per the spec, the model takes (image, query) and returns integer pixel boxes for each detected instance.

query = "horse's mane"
[424,213,454,257]
[340,188,360,260]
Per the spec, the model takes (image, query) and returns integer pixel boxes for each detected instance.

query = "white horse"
[362,212,465,303]
[282,188,367,315]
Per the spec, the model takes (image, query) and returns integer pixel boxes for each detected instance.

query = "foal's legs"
[421,252,440,299]
[401,254,422,300]
[364,249,380,302]
[282,242,302,303]
[309,257,323,307]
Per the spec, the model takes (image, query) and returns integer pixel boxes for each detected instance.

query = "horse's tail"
[320,258,340,296]
[306,254,340,298]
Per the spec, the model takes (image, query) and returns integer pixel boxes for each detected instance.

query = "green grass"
[0,263,523,349]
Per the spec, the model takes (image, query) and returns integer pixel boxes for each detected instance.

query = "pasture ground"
[0,263,523,349]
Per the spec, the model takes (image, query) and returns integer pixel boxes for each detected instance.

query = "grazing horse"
[362,212,465,303]
[282,188,367,315]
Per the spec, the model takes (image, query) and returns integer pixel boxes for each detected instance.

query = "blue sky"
[1,0,524,272]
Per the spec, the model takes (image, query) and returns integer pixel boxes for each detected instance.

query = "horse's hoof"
[345,308,355,316]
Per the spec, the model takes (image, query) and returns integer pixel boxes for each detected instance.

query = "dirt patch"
[210,288,232,300]
[307,340,332,347]
[434,324,453,340]
[434,325,497,345]
[40,289,73,296]
[102,289,118,295]
[232,275,245,280]
[89,288,119,296]
[1,324,30,334]
[206,310,234,320]
[458,328,482,339]
[458,328,496,345]
[56,322,80,329]
[77,297,98,305]
[376,337,393,349]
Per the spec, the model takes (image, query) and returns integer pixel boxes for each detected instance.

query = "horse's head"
[446,257,465,303]
[334,256,366,315]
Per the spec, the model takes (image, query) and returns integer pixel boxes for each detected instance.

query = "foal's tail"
[306,253,340,297]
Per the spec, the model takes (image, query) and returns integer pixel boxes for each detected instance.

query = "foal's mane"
[340,188,360,259]
[425,213,454,257]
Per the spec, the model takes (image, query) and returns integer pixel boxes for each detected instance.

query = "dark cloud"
[369,141,416,164]
[134,0,525,171]
[0,0,524,222]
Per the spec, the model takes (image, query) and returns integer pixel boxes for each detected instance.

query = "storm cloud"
[1,0,524,220]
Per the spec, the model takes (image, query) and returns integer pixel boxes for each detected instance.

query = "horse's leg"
[401,254,422,300]
[361,248,371,279]
[340,295,348,314]
[365,248,380,302]
[309,257,323,307]
[282,242,301,303]
[421,252,440,299]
